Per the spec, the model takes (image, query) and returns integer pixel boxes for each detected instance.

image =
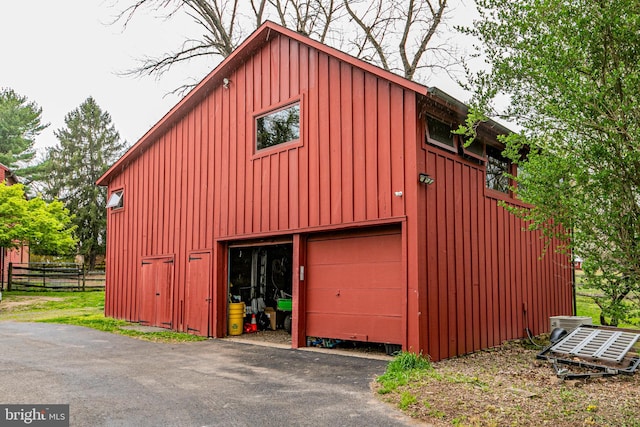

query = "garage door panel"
[306,229,403,346]
[307,233,401,265]
[306,288,403,316]
[306,262,401,289]
[306,313,402,344]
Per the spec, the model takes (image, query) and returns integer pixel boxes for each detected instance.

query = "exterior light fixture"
[223,78,230,89]
[418,173,435,185]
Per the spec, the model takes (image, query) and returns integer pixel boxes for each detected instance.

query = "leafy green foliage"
[43,97,126,267]
[0,88,46,171]
[462,0,640,325]
[0,182,76,254]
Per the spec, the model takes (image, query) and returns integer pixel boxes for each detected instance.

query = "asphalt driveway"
[0,323,411,426]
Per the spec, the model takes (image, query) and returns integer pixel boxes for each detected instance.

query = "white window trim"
[106,190,123,209]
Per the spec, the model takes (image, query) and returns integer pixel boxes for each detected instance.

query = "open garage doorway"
[228,243,293,343]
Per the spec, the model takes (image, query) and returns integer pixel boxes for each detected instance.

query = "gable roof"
[97,21,433,186]
[97,21,511,186]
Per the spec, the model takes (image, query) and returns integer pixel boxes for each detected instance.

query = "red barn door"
[184,251,212,336]
[305,228,403,345]
[139,256,174,329]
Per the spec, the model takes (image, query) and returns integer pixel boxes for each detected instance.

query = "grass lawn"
[0,290,205,342]
[574,269,640,328]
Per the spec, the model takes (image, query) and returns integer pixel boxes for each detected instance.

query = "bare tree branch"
[250,0,268,26]
[114,0,453,90]
[344,0,451,80]
[343,0,392,71]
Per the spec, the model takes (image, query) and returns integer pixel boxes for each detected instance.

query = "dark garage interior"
[228,243,293,335]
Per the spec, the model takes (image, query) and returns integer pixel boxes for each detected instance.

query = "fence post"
[82,264,86,292]
[7,263,12,291]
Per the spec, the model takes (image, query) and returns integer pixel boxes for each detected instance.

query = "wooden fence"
[6,263,105,291]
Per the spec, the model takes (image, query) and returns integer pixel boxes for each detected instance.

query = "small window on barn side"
[256,102,300,151]
[485,146,510,194]
[463,139,485,161]
[106,189,124,210]
[426,116,456,152]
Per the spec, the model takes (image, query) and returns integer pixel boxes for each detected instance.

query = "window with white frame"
[106,189,124,210]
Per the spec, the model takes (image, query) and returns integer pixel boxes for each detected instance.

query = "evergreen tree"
[45,97,126,268]
[0,88,47,176]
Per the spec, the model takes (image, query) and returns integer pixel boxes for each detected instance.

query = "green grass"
[575,295,603,324]
[575,293,639,328]
[0,290,205,342]
[377,351,434,394]
[399,391,417,410]
[574,269,639,328]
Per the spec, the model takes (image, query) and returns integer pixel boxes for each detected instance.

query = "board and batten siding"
[421,147,573,361]
[104,33,416,327]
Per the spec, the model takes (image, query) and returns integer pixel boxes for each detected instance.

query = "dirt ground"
[376,340,640,426]
[0,295,63,311]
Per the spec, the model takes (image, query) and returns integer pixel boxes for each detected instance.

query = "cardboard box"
[264,307,277,330]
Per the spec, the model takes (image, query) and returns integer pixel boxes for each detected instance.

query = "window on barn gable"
[256,102,300,151]
[485,145,510,193]
[426,116,456,152]
[106,189,124,210]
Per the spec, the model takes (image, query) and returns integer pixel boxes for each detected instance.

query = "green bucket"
[277,298,292,311]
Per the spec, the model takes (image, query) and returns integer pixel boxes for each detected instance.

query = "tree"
[344,0,453,80]
[44,97,126,268]
[115,0,456,90]
[461,0,640,325]
[0,88,47,179]
[0,182,76,255]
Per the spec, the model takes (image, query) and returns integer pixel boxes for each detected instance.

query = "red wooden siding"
[103,33,416,331]
[422,147,573,360]
[0,165,17,185]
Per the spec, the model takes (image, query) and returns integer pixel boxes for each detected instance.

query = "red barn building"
[97,22,572,360]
